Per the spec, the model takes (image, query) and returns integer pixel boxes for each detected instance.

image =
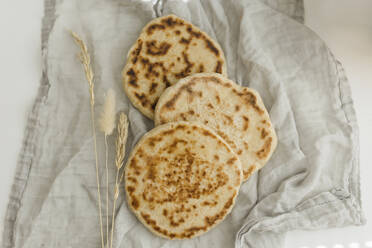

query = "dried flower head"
[99,88,116,136]
[115,113,129,170]
[70,31,95,105]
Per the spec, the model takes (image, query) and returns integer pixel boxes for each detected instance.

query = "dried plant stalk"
[110,113,129,248]
[71,31,104,248]
[99,88,116,245]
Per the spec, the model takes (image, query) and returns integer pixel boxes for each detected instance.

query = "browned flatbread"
[124,121,242,239]
[155,73,277,180]
[122,14,227,119]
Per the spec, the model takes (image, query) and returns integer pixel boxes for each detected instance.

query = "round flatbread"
[124,121,241,239]
[155,73,277,180]
[122,14,227,119]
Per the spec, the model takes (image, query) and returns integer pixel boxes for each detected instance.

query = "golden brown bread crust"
[122,15,227,119]
[155,73,278,180]
[124,121,241,239]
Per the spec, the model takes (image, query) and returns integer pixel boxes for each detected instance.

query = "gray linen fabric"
[2,0,365,247]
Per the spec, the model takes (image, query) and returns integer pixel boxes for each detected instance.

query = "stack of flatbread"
[122,14,277,239]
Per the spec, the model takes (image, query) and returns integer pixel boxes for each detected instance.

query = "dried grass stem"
[71,31,104,248]
[110,113,128,248]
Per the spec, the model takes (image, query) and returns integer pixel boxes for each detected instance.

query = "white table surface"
[0,0,371,247]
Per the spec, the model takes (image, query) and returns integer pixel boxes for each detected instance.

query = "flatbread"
[122,14,227,119]
[155,73,277,180]
[124,121,242,239]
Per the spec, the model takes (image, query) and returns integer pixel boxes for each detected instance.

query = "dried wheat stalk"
[70,31,104,248]
[98,88,116,246]
[110,113,128,248]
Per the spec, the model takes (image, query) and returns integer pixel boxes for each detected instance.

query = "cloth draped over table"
[2,0,364,247]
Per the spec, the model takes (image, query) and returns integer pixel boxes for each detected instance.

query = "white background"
[0,0,371,247]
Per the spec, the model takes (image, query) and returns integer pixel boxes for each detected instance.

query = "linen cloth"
[2,0,365,247]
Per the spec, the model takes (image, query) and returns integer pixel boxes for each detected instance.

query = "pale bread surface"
[124,121,241,239]
[122,14,227,119]
[155,73,277,180]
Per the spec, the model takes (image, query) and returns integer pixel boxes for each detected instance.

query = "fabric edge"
[1,0,55,247]
[331,53,365,225]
